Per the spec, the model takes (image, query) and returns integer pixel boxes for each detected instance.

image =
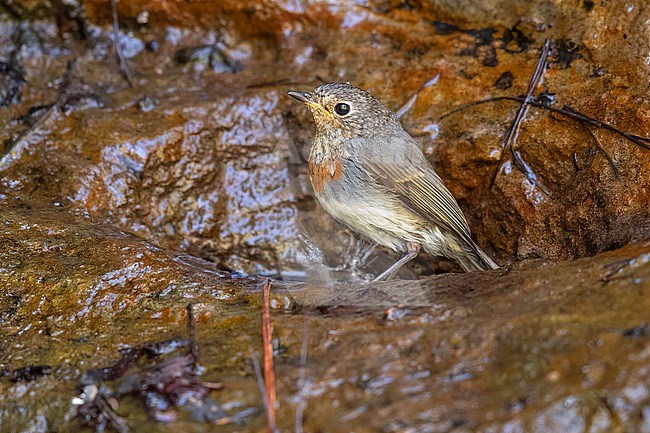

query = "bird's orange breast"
[308,158,344,193]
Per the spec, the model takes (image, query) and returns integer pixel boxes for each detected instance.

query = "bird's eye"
[334,103,351,116]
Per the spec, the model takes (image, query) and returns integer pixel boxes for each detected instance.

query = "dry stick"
[262,278,277,433]
[295,322,310,433]
[110,0,133,88]
[395,74,440,119]
[572,152,581,172]
[490,39,551,193]
[440,95,650,150]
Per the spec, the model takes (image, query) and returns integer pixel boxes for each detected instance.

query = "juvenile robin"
[288,83,498,281]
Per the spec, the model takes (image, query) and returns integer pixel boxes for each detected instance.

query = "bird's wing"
[351,133,474,244]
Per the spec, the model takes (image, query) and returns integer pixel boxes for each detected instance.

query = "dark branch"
[440,95,650,150]
[490,39,551,192]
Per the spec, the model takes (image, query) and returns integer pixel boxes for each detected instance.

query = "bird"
[288,82,498,281]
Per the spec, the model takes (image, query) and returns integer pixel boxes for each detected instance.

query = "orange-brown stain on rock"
[309,158,344,193]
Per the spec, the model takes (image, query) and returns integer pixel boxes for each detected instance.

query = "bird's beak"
[287,91,313,104]
[287,90,335,121]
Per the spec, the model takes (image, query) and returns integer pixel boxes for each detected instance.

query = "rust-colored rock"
[3,0,650,272]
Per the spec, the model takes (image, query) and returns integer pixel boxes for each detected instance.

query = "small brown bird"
[288,83,498,280]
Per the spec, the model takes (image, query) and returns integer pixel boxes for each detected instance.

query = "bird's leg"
[373,242,421,282]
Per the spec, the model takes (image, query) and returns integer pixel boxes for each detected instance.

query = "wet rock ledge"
[2,199,650,432]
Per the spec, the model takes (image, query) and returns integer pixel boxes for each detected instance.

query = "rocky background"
[1,0,650,432]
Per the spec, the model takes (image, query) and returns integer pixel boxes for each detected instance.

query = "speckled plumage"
[288,82,498,280]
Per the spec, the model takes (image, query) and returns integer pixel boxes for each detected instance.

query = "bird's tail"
[433,236,499,272]
[422,232,499,272]
[453,243,499,272]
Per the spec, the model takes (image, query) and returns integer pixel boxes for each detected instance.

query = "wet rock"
[2,0,650,273]
[0,201,255,350]
[2,215,649,431]
[0,81,303,275]
[174,45,240,73]
[0,60,24,106]
[71,90,300,273]
[136,94,156,112]
[8,365,52,382]
[1,1,650,430]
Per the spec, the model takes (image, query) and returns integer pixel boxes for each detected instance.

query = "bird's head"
[288,82,400,141]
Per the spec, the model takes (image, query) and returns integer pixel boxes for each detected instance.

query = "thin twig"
[396,74,440,119]
[440,95,650,150]
[110,0,133,87]
[490,39,551,192]
[439,96,513,120]
[262,279,277,433]
[564,106,621,178]
[251,351,272,427]
[187,303,199,365]
[552,105,650,149]
[295,322,310,433]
